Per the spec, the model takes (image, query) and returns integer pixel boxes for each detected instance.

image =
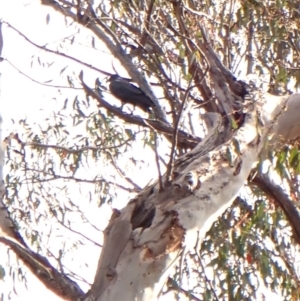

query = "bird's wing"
[115,79,145,96]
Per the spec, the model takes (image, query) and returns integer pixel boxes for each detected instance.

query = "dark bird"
[108,74,155,112]
[229,79,248,98]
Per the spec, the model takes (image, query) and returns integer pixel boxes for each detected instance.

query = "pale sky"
[0,1,110,300]
[0,1,167,300]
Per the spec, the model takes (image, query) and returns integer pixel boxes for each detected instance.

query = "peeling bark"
[84,91,297,301]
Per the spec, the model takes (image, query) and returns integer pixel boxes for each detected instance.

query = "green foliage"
[0,265,5,280]
[170,198,300,300]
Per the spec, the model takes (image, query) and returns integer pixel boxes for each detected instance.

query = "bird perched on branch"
[108,74,155,113]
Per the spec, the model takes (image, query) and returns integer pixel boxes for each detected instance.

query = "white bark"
[263,93,300,149]
[87,92,300,301]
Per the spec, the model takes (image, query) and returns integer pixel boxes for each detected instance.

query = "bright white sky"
[0,1,285,301]
[0,1,112,300]
[0,1,167,300]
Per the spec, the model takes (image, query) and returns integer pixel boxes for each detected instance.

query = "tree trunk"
[86,93,300,301]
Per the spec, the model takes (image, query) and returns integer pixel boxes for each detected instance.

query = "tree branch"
[252,173,300,244]
[0,237,85,301]
[3,22,109,77]
[41,0,167,123]
[80,74,201,149]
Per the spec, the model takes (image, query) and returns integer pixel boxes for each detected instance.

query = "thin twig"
[22,167,137,192]
[80,73,201,148]
[107,152,142,192]
[5,58,83,89]
[154,132,163,191]
[42,1,168,122]
[0,21,3,57]
[166,277,202,301]
[46,248,93,285]
[3,21,109,75]
[195,233,220,301]
[55,217,102,247]
[198,255,220,301]
[165,68,208,183]
[25,136,137,154]
[134,0,156,57]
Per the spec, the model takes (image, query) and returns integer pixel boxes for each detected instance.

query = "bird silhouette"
[108,75,155,112]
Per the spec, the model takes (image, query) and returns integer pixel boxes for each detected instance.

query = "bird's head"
[107,74,121,82]
[107,74,132,84]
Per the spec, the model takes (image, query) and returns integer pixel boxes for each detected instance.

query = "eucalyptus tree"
[1,0,300,301]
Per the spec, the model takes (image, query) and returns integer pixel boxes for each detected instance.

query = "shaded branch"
[41,0,167,122]
[0,237,85,301]
[252,173,300,244]
[166,72,197,183]
[80,73,201,149]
